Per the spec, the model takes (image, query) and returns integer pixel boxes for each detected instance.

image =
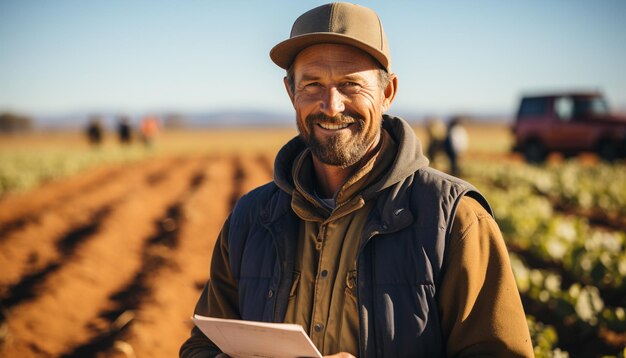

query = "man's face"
[286,44,395,168]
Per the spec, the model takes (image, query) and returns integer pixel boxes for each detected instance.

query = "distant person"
[117,115,132,144]
[444,116,469,176]
[424,116,446,161]
[181,3,532,357]
[140,115,159,147]
[86,116,104,146]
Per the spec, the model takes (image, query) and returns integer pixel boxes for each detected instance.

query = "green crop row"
[526,315,569,358]
[0,146,153,195]
[464,161,626,217]
[481,184,626,291]
[511,254,626,356]
[464,160,626,355]
[511,253,626,334]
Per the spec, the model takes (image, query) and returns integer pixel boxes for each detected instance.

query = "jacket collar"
[361,115,430,199]
[273,115,429,199]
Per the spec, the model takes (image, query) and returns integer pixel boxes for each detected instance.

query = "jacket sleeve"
[180,215,241,358]
[438,196,534,357]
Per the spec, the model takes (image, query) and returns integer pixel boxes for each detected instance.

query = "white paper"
[192,315,323,358]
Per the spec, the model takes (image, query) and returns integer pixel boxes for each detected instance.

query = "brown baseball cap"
[270,2,391,71]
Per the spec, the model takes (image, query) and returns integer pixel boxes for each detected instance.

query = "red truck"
[512,92,626,162]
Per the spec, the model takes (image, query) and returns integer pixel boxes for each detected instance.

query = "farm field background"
[0,122,625,357]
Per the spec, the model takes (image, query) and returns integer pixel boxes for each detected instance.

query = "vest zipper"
[264,222,282,322]
[356,228,381,358]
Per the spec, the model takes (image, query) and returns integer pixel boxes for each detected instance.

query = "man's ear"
[284,77,295,107]
[382,74,398,112]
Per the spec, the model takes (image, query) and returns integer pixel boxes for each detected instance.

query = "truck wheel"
[523,141,546,163]
[597,140,617,162]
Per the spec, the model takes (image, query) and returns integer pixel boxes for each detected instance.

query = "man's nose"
[319,86,345,117]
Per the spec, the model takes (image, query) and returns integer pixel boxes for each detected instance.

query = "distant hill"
[33,110,294,130]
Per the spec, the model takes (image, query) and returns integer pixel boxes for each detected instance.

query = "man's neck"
[311,158,356,198]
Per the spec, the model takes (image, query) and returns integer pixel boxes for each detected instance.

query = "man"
[444,116,469,176]
[181,3,533,357]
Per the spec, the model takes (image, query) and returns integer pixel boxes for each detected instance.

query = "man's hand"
[323,353,356,358]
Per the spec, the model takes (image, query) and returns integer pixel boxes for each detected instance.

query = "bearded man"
[181,3,533,357]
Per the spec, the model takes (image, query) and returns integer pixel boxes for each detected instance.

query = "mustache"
[306,112,364,125]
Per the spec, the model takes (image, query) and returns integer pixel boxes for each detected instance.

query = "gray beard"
[297,113,377,168]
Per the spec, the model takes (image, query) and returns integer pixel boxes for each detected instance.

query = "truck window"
[573,97,609,117]
[518,97,548,119]
[555,97,574,121]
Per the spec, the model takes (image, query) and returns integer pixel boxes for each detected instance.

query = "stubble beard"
[297,112,379,168]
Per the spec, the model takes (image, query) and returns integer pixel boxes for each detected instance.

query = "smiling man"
[287,43,396,198]
[180,3,533,357]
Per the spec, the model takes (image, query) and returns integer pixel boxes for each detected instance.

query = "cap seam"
[377,15,383,51]
[329,3,336,32]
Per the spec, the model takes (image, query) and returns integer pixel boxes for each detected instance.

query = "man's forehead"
[293,44,381,74]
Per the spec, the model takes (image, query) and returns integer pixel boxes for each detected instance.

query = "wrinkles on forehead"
[294,44,380,68]
[293,44,381,85]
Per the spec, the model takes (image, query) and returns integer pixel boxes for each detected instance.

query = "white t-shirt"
[450,125,468,154]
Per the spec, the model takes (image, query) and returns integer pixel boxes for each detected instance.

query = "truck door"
[550,96,588,151]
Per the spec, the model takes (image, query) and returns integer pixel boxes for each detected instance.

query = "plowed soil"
[0,153,274,357]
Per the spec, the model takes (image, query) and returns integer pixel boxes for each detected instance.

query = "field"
[1,124,625,357]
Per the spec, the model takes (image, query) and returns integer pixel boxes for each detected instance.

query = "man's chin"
[310,145,364,168]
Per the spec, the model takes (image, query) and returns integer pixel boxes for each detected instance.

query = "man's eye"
[341,82,361,94]
[341,82,362,92]
[305,82,321,88]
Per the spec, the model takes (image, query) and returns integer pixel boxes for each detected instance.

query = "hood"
[273,115,430,197]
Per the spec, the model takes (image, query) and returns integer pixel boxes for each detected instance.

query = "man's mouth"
[317,122,352,130]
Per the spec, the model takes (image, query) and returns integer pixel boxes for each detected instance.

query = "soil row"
[0,153,275,357]
[1,156,202,356]
[106,155,273,357]
[0,158,179,294]
[0,164,126,237]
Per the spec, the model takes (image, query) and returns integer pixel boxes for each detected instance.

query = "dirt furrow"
[228,154,273,211]
[0,206,111,310]
[100,157,237,358]
[0,158,176,241]
[553,202,626,233]
[0,157,204,357]
[0,164,125,234]
[256,153,274,180]
[228,155,245,210]
[240,154,273,196]
[508,246,625,308]
[0,158,178,293]
[59,159,211,357]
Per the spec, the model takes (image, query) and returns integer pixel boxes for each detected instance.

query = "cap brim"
[270,33,390,71]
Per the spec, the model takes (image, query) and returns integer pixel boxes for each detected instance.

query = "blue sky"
[1,0,625,119]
